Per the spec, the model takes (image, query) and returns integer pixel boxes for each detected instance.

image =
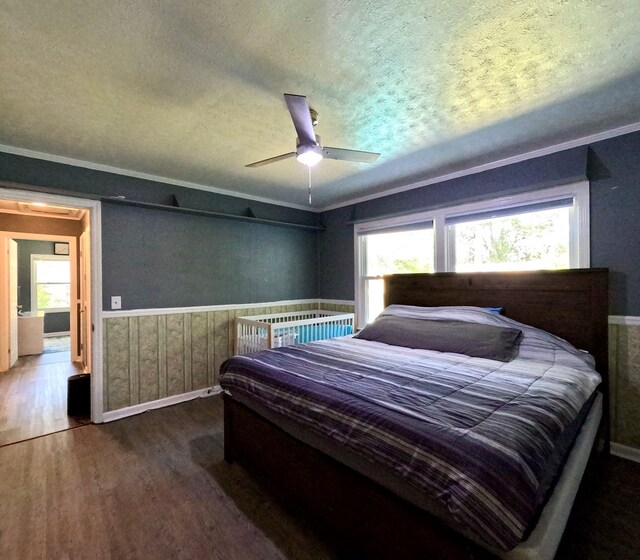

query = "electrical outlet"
[111,296,122,310]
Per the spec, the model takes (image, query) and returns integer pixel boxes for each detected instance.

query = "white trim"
[89,200,104,422]
[102,386,222,423]
[0,187,104,423]
[318,299,355,306]
[319,120,640,212]
[610,442,640,464]
[101,298,354,318]
[0,144,313,212]
[609,315,640,326]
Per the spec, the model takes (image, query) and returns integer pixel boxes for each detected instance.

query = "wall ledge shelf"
[0,182,322,231]
[103,197,324,231]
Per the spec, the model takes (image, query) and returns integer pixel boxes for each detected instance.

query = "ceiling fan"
[245,93,380,168]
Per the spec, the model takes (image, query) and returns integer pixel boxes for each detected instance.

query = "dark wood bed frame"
[224,269,609,559]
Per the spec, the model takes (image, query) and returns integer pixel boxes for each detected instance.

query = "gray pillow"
[354,316,522,362]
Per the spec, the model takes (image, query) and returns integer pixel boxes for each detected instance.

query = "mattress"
[220,307,601,551]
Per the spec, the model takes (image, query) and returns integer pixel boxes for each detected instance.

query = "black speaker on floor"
[67,373,91,417]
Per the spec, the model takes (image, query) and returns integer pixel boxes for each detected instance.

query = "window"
[447,199,573,272]
[31,255,71,314]
[358,224,434,323]
[356,214,435,325]
[354,182,589,326]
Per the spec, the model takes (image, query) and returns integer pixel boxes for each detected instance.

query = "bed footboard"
[222,394,495,560]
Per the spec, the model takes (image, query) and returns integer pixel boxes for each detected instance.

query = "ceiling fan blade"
[284,93,317,146]
[245,152,297,168]
[322,146,380,163]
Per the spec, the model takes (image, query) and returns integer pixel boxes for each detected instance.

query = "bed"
[220,269,608,559]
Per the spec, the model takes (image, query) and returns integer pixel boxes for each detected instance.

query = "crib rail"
[235,310,355,356]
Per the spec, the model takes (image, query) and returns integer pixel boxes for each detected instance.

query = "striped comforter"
[220,306,601,550]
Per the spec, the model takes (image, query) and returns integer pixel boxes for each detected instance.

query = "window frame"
[354,211,436,328]
[354,181,590,327]
[354,212,435,327]
[30,254,72,315]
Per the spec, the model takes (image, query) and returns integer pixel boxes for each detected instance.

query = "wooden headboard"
[384,268,609,376]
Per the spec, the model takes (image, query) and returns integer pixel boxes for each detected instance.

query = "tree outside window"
[451,207,570,272]
[32,256,71,314]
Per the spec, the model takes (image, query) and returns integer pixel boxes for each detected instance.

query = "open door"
[8,239,18,368]
[79,228,92,372]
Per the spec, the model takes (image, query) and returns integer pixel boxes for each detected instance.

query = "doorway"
[0,188,102,445]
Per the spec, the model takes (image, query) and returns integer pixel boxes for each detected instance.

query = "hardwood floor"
[0,351,87,447]
[0,395,638,559]
[0,396,331,560]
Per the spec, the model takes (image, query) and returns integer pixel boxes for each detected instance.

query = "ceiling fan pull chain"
[308,166,312,205]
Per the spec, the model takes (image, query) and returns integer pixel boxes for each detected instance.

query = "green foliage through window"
[452,209,570,272]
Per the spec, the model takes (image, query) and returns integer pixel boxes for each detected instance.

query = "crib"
[235,309,355,356]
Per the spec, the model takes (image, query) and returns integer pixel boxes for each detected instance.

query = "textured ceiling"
[1,1,640,209]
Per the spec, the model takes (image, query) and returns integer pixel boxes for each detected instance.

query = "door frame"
[0,186,104,423]
[2,233,78,365]
[8,239,18,368]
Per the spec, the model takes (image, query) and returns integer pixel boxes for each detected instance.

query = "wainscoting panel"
[103,317,131,412]
[610,322,640,448]
[102,302,345,412]
[104,303,639,452]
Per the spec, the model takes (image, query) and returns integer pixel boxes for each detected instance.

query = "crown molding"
[317,120,640,212]
[0,144,314,212]
[3,119,640,214]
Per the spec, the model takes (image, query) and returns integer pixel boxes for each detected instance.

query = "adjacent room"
[0,201,93,446]
[1,1,639,559]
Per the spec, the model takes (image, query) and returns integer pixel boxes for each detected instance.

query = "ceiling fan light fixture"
[245,94,380,170]
[296,146,323,167]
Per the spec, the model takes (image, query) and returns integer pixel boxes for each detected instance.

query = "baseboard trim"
[610,442,640,463]
[102,385,222,423]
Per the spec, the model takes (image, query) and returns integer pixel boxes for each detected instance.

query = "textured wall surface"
[2,1,640,207]
[100,202,319,310]
[610,323,640,448]
[103,301,354,412]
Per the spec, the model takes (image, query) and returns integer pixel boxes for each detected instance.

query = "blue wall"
[101,202,318,309]
[16,239,55,313]
[319,132,640,316]
[2,130,639,315]
[0,153,320,310]
[0,152,317,226]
